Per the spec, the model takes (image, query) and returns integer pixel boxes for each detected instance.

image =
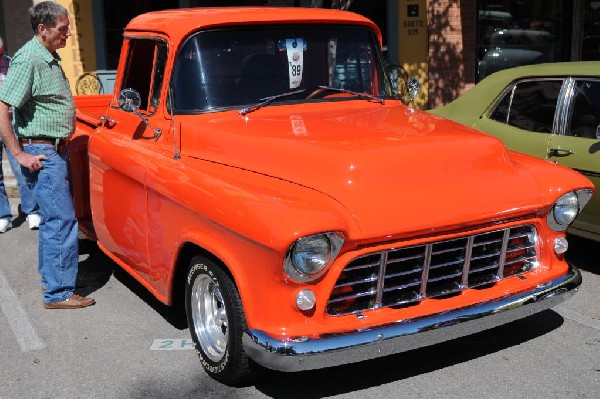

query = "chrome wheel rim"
[191,273,228,362]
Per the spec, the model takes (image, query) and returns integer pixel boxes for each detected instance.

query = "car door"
[547,78,600,237]
[472,78,566,160]
[90,36,170,276]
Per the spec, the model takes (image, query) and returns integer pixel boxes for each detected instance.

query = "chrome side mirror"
[386,65,420,104]
[407,77,420,102]
[117,88,162,141]
[118,88,142,112]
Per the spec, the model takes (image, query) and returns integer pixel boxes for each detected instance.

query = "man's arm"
[0,101,44,171]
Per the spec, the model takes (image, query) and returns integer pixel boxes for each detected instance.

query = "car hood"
[182,102,546,238]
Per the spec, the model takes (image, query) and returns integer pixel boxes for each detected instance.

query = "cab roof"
[125,7,382,46]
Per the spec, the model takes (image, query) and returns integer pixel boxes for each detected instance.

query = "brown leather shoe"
[44,294,95,309]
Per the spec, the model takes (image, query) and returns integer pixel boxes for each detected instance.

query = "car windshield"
[171,25,391,113]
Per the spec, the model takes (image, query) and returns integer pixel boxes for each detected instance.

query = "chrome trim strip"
[243,265,581,372]
[573,169,600,179]
[419,244,432,296]
[461,236,474,288]
[555,77,574,135]
[505,85,516,124]
[497,228,510,277]
[374,252,388,307]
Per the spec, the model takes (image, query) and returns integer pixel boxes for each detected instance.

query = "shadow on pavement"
[566,234,600,275]
[75,239,113,296]
[112,265,188,330]
[250,310,564,398]
[74,239,188,330]
[125,309,565,398]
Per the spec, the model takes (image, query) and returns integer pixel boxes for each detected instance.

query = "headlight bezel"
[547,189,593,231]
[283,232,345,282]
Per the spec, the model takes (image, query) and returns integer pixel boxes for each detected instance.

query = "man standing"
[0,1,94,309]
[0,36,41,233]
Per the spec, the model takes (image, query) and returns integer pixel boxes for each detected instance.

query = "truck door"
[547,78,600,238]
[90,37,170,279]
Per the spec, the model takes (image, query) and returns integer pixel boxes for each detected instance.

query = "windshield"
[171,25,391,113]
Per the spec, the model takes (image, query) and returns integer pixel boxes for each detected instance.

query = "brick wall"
[427,0,476,109]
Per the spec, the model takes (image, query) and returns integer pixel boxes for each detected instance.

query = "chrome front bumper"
[243,264,581,372]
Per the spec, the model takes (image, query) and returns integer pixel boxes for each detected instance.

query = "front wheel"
[185,256,257,385]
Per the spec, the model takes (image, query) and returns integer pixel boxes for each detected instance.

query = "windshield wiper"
[238,89,306,116]
[310,85,385,104]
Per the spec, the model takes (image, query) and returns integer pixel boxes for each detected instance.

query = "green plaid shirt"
[0,37,75,138]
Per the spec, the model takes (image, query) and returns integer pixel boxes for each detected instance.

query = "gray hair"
[29,1,68,34]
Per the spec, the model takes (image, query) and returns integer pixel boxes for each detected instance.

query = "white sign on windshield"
[286,38,304,89]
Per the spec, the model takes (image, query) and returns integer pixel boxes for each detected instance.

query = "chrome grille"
[327,225,538,315]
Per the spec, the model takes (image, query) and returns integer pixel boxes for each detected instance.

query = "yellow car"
[429,62,600,241]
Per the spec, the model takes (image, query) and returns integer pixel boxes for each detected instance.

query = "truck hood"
[182,102,545,237]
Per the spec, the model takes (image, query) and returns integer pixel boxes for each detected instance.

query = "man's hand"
[16,151,47,172]
[0,101,47,171]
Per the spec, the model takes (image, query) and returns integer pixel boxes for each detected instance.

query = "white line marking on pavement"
[151,339,195,350]
[0,270,46,351]
[554,305,600,331]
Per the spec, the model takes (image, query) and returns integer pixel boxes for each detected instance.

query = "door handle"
[548,148,575,157]
[100,115,117,125]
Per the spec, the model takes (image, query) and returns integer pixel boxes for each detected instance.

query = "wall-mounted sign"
[398,0,428,108]
[407,4,419,17]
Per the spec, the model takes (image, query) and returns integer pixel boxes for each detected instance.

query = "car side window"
[490,79,563,133]
[567,80,600,140]
[121,38,168,113]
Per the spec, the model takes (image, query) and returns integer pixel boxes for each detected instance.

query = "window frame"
[563,77,600,139]
[488,77,567,134]
[169,24,391,115]
[119,35,169,115]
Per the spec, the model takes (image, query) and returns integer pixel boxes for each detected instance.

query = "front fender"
[146,159,359,321]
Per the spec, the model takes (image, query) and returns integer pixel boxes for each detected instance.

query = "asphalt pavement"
[0,197,599,398]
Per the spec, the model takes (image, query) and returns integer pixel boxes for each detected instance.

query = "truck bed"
[71,94,112,240]
[74,94,112,127]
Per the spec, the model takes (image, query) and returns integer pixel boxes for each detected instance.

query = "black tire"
[185,256,257,385]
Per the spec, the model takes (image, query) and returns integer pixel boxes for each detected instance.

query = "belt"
[20,137,67,146]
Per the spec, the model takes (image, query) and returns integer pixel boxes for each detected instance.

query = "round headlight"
[554,192,579,225]
[284,232,344,282]
[547,191,581,231]
[293,235,332,275]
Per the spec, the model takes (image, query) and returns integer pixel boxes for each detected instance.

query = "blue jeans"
[0,139,39,220]
[22,143,78,304]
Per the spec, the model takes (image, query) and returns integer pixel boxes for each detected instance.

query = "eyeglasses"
[42,24,70,35]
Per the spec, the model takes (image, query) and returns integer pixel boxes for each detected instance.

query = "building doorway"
[583,0,600,60]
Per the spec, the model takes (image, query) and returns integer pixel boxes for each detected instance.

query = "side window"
[490,80,562,133]
[121,38,168,113]
[489,87,512,124]
[567,80,600,139]
[150,43,168,111]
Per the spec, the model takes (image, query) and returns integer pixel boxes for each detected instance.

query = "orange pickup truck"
[70,7,593,385]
